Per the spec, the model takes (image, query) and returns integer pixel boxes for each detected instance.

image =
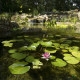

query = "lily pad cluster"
[2,37,80,74]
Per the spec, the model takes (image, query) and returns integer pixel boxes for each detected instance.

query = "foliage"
[2,35,80,74]
[63,53,79,64]
[10,53,27,60]
[2,41,13,47]
[45,15,78,30]
[51,58,67,67]
[9,61,30,74]
[1,0,80,13]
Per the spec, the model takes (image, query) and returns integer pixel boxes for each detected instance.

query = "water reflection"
[22,22,80,35]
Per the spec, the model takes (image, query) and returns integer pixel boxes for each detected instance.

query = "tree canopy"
[0,0,80,13]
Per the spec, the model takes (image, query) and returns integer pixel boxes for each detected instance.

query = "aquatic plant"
[51,58,67,67]
[2,36,80,74]
[9,61,30,74]
[41,52,50,60]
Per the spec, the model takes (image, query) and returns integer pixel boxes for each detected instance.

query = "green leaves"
[25,56,35,63]
[2,41,13,47]
[50,56,56,60]
[60,44,69,49]
[40,41,53,47]
[71,51,80,60]
[32,59,43,69]
[19,46,28,51]
[64,56,79,64]
[2,36,80,75]
[2,40,16,47]
[10,53,27,60]
[8,49,17,53]
[27,43,39,50]
[63,53,79,64]
[9,62,30,74]
[69,46,79,52]
[45,47,57,53]
[51,58,67,67]
[53,43,60,48]
[32,59,43,66]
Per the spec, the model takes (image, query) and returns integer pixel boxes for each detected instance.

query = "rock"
[77,11,80,20]
[0,20,19,38]
[75,22,80,33]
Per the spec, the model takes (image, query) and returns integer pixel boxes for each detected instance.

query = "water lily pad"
[34,38,40,40]
[63,56,79,64]
[50,40,56,43]
[2,40,10,43]
[32,65,41,69]
[72,46,79,51]
[63,53,72,57]
[73,40,80,43]
[32,59,43,66]
[25,56,35,63]
[10,53,27,60]
[27,46,36,50]
[44,47,57,53]
[50,56,56,60]
[60,44,69,49]
[19,46,28,51]
[63,56,72,60]
[9,62,30,74]
[40,41,52,47]
[51,58,67,67]
[63,40,72,44]
[37,41,43,44]
[59,38,67,43]
[9,39,17,42]
[27,43,39,50]
[67,47,73,52]
[9,61,28,67]
[53,43,60,48]
[2,41,13,47]
[8,49,17,54]
[69,46,79,52]
[62,49,68,53]
[24,36,29,38]
[71,51,80,59]
[32,59,43,69]
[67,57,79,64]
[4,43,13,47]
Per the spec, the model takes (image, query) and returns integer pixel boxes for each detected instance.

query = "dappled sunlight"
[0,1,80,79]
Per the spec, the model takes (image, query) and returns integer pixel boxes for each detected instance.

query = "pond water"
[0,23,80,80]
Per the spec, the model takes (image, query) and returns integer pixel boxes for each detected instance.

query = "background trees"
[0,0,80,13]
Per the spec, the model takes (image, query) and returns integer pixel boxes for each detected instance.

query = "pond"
[0,23,80,80]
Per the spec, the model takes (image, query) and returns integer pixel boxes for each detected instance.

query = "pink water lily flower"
[41,52,50,60]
